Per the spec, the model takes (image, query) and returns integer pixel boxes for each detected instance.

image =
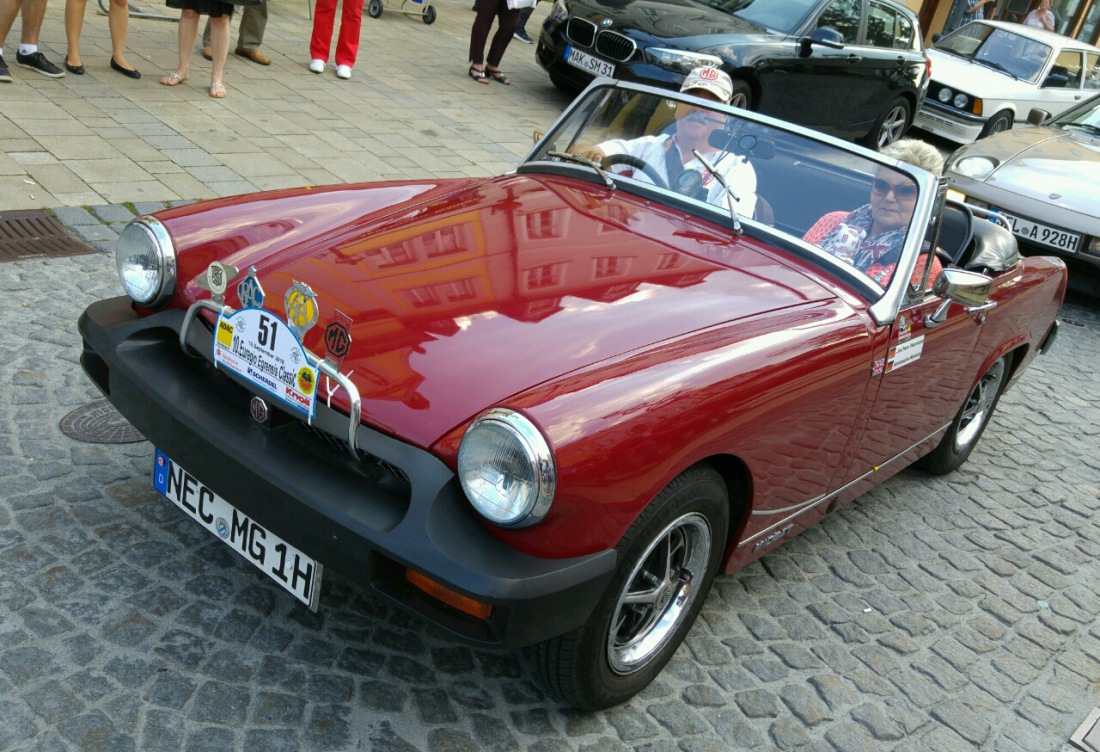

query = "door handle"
[847,54,863,62]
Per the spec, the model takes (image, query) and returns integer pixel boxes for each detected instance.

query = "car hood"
[159,174,833,449]
[927,48,1032,94]
[955,126,1100,208]
[573,0,770,41]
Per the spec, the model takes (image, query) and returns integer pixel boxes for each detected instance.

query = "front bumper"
[913,102,985,144]
[78,297,616,649]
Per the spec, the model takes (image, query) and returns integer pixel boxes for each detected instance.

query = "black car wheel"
[917,355,1009,475]
[979,110,1014,139]
[862,96,910,150]
[535,465,729,710]
[367,0,382,16]
[729,79,752,110]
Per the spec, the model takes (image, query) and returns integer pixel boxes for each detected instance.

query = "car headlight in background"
[644,47,722,74]
[953,92,968,109]
[938,87,953,103]
[458,408,556,527]
[115,216,176,307]
[953,156,999,179]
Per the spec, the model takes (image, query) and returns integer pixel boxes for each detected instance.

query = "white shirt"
[597,133,759,220]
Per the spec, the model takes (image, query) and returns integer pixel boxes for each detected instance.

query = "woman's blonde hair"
[880,138,946,177]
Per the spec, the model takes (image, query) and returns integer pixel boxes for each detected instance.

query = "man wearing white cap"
[572,66,757,218]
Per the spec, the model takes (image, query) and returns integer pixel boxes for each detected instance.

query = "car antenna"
[547,151,616,190]
[692,149,743,236]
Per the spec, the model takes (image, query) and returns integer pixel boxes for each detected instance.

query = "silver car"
[944,93,1100,289]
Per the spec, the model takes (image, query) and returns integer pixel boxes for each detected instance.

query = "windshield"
[526,86,924,290]
[934,24,1052,82]
[704,0,822,33]
[1055,95,1100,129]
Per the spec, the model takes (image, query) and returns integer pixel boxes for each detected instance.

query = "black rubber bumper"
[78,297,617,649]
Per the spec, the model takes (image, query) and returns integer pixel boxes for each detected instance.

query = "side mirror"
[926,268,994,326]
[1042,73,1070,88]
[935,267,993,306]
[798,28,845,57]
[1027,107,1052,126]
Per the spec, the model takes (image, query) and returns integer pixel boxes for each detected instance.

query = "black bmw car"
[536,0,931,148]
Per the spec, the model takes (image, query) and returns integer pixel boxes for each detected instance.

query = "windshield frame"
[518,79,940,325]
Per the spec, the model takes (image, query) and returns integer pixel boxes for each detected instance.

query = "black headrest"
[964,220,1021,274]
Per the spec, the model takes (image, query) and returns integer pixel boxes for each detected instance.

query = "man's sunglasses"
[871,178,918,199]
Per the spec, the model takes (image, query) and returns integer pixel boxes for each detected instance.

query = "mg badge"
[197,261,239,305]
[237,266,265,310]
[250,396,269,424]
[324,310,353,368]
[284,281,319,341]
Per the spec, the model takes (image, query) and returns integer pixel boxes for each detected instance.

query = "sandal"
[209,82,227,98]
[159,71,187,86]
[485,68,511,85]
[468,65,489,84]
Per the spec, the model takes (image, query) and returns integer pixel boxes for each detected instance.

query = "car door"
[1029,48,1091,117]
[843,1,923,132]
[766,0,867,130]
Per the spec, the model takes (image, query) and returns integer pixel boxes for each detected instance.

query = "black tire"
[979,110,1014,139]
[917,355,1009,475]
[423,4,435,22]
[535,465,729,710]
[861,97,911,150]
[729,79,752,110]
[367,0,383,17]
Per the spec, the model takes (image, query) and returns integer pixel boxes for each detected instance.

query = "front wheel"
[367,0,383,17]
[535,465,729,710]
[917,355,1009,475]
[728,78,752,110]
[979,110,1014,139]
[422,4,436,23]
[861,97,911,150]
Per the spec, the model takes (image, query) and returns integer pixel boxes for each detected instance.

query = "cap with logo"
[679,65,734,105]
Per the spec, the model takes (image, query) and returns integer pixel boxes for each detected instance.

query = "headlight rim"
[644,47,723,74]
[458,407,556,528]
[953,155,999,179]
[116,216,177,308]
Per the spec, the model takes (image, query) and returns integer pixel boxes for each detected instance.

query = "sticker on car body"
[887,334,924,372]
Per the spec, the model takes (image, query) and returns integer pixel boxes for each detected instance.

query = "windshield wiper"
[1062,122,1100,136]
[692,149,744,236]
[974,58,1019,80]
[547,151,615,189]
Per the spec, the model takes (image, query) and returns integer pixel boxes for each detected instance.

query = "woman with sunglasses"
[804,139,945,286]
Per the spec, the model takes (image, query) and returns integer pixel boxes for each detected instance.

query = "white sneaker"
[336,65,352,80]
[309,59,324,74]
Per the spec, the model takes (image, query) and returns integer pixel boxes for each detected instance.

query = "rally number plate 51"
[153,449,322,610]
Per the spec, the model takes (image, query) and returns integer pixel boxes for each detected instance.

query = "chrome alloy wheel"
[877,104,909,148]
[607,512,712,674]
[955,358,1007,451]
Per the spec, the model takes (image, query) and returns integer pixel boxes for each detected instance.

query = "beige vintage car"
[944,93,1100,288]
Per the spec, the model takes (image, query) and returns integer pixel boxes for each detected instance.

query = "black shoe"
[0,56,11,83]
[111,57,141,79]
[65,58,85,75]
[15,50,64,78]
[513,30,533,43]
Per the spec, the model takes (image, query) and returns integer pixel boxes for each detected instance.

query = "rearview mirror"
[1027,107,1052,126]
[933,267,993,307]
[798,28,845,57]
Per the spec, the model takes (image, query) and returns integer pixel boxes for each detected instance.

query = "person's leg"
[209,11,229,94]
[468,0,497,71]
[515,4,532,34]
[108,0,135,70]
[237,0,266,51]
[486,1,520,73]
[18,0,46,46]
[333,0,362,68]
[162,9,197,83]
[64,0,87,68]
[201,18,211,47]
[310,0,338,63]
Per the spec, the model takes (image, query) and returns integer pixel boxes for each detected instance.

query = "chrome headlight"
[458,408,556,528]
[547,0,568,24]
[953,156,998,179]
[644,48,722,74]
[115,217,176,307]
[953,92,968,109]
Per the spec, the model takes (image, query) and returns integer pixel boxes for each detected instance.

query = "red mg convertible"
[79,80,1065,709]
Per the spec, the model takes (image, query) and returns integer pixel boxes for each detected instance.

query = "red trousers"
[310,0,365,67]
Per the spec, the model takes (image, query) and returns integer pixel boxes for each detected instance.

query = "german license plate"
[996,210,1080,253]
[152,449,322,610]
[565,45,614,77]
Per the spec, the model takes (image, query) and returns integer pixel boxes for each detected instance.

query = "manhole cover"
[0,209,96,262]
[59,400,145,444]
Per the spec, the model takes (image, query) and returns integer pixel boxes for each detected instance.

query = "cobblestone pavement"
[0,203,1096,751]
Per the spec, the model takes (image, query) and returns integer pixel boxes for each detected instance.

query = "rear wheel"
[535,465,729,710]
[979,110,1013,139]
[423,5,435,23]
[367,0,382,16]
[917,355,1009,475]
[862,97,911,150]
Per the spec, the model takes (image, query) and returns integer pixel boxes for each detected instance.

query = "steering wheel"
[602,154,669,190]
